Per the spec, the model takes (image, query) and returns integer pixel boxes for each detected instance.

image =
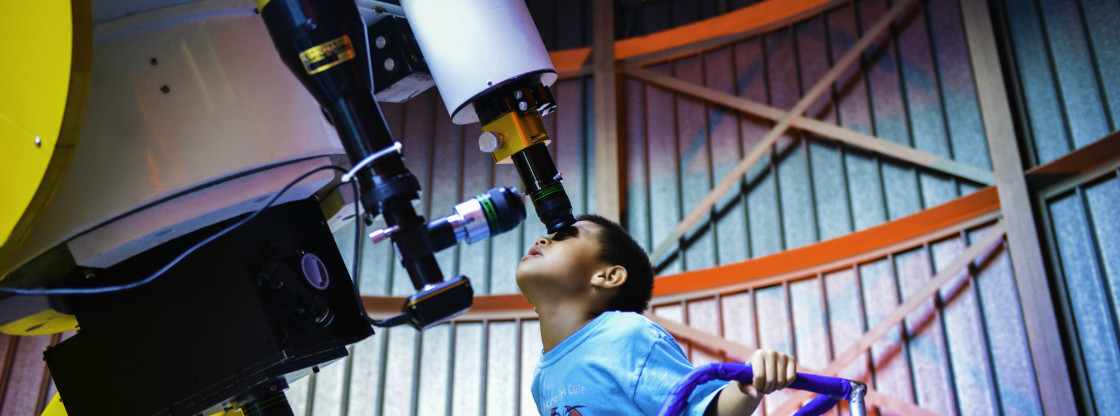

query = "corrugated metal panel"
[0,333,67,415]
[997,0,1120,166]
[1045,172,1120,416]
[997,1,1120,409]
[624,0,992,273]
[649,221,1040,416]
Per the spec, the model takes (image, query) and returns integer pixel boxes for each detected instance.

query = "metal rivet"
[383,58,396,72]
[518,101,528,111]
[514,90,523,99]
[161,85,170,94]
[34,136,41,147]
[374,35,387,49]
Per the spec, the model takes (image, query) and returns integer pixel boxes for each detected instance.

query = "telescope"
[0,0,574,414]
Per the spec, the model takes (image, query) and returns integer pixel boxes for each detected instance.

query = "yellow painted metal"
[0,0,92,276]
[41,393,66,416]
[40,392,245,416]
[480,111,551,164]
[0,0,72,246]
[0,308,78,336]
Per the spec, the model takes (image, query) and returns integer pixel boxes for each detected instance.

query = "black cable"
[343,179,400,328]
[348,179,378,326]
[0,165,349,296]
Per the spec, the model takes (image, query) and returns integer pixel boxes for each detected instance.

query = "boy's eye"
[551,226,577,240]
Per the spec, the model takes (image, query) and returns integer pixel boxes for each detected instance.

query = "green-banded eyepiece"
[426,187,526,252]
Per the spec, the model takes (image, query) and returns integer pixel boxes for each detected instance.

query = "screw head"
[160,85,170,94]
[34,136,41,147]
[518,101,528,111]
[479,131,501,153]
[383,57,396,72]
[374,36,387,49]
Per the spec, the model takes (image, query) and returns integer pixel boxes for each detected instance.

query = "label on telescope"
[299,35,356,75]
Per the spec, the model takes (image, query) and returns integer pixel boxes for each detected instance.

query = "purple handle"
[657,363,852,416]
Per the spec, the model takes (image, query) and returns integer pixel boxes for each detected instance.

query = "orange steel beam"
[647,314,940,416]
[1027,129,1120,178]
[623,65,996,185]
[771,221,1008,416]
[546,0,844,78]
[647,0,921,265]
[360,187,1001,319]
[1028,129,1120,199]
[651,186,999,297]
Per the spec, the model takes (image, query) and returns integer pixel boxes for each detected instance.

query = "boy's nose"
[535,236,550,246]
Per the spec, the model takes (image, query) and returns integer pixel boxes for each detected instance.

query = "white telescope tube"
[401,0,557,125]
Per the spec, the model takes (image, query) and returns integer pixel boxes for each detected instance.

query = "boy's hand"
[707,350,798,415]
[741,350,797,397]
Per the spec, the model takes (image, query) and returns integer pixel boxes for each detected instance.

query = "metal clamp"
[341,142,403,183]
[367,225,400,243]
[848,381,867,416]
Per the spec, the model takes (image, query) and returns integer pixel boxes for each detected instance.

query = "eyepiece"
[512,144,575,233]
[427,187,526,252]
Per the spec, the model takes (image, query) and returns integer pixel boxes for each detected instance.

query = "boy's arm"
[704,350,797,416]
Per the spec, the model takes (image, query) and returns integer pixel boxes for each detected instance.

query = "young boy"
[516,214,798,415]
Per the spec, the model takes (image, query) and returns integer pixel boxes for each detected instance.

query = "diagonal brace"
[646,0,921,265]
[622,65,996,186]
[771,221,1006,416]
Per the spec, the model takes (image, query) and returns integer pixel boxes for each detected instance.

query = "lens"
[511,144,575,233]
[426,187,526,252]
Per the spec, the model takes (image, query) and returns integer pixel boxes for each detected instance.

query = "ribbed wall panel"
[998,0,1120,413]
[0,333,69,415]
[1044,172,1120,416]
[997,0,1120,166]
[624,0,991,274]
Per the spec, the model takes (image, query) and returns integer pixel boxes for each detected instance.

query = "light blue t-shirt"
[531,311,726,416]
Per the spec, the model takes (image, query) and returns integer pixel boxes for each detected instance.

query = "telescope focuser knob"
[479,131,502,153]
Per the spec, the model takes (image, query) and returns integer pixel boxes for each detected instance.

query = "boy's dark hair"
[576,214,654,313]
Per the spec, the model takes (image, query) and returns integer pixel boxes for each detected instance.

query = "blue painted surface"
[1049,182,1120,416]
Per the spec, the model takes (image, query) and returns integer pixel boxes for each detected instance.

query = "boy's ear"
[591,265,628,289]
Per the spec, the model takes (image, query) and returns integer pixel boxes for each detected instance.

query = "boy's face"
[515,220,608,295]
